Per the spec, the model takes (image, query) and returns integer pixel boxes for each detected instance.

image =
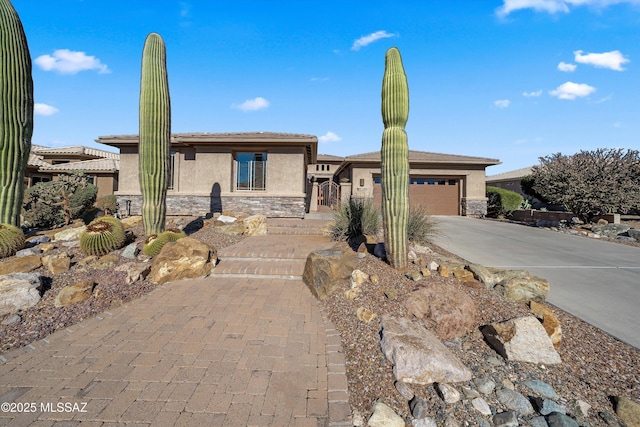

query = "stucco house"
[485,166,533,197]
[97,132,317,218]
[25,145,119,200]
[333,150,500,216]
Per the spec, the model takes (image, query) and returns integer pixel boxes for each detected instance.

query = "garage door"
[373,176,460,215]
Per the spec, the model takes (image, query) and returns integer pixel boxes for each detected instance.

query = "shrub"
[407,205,439,244]
[331,198,381,241]
[531,148,640,223]
[95,195,117,215]
[22,172,97,228]
[486,186,523,218]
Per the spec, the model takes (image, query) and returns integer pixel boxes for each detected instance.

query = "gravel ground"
[319,245,640,426]
[0,216,244,354]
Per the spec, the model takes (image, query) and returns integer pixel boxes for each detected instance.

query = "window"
[168,152,176,190]
[236,153,267,191]
[373,177,382,184]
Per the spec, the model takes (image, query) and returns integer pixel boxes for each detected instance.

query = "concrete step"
[211,258,305,280]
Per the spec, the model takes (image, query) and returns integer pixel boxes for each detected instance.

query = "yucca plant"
[139,32,171,236]
[79,216,126,256]
[0,0,34,226]
[0,223,25,258]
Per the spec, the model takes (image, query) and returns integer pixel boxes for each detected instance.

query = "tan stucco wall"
[266,149,306,195]
[116,147,140,193]
[94,175,117,200]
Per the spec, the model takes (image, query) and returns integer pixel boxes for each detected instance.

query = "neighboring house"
[25,145,120,200]
[97,132,318,218]
[485,166,533,197]
[307,154,344,183]
[307,154,344,211]
[333,150,500,216]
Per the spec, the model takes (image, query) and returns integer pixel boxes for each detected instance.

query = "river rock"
[546,412,579,427]
[368,401,404,427]
[497,388,534,415]
[493,411,518,427]
[410,396,430,419]
[395,381,415,400]
[474,376,496,395]
[150,237,217,285]
[534,398,566,416]
[481,316,562,365]
[612,396,640,427]
[412,418,437,427]
[528,416,549,427]
[54,281,95,307]
[524,379,560,400]
[0,273,42,316]
[53,226,86,242]
[404,285,477,340]
[303,246,356,300]
[15,247,42,258]
[379,316,472,385]
[472,397,492,416]
[121,243,139,259]
[436,383,461,404]
[243,214,267,236]
[0,255,42,275]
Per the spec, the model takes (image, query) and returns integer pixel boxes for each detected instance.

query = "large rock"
[628,229,640,241]
[53,226,86,242]
[367,401,405,427]
[379,316,472,385]
[54,281,95,307]
[243,214,267,236]
[591,224,630,239]
[150,237,217,285]
[0,273,43,316]
[120,215,142,229]
[612,396,640,427]
[115,262,151,285]
[495,275,550,303]
[530,301,562,349]
[42,253,71,275]
[0,255,42,275]
[404,285,477,340]
[481,316,561,365]
[302,247,356,300]
[467,264,529,289]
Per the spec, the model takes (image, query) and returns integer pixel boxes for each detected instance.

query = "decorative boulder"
[481,316,561,365]
[495,275,550,303]
[530,301,562,349]
[54,281,95,307]
[0,255,42,275]
[404,285,477,340]
[379,316,472,385]
[591,223,630,239]
[612,396,640,427]
[243,214,267,236]
[53,226,86,242]
[42,253,71,275]
[0,273,43,316]
[150,237,217,285]
[367,401,405,427]
[115,263,152,285]
[302,247,356,300]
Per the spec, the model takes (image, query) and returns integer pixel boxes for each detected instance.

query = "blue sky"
[13,0,640,174]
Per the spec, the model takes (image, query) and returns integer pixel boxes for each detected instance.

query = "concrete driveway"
[431,216,640,349]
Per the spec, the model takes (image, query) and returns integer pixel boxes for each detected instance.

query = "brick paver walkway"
[0,220,351,426]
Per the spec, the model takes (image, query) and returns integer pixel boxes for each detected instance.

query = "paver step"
[211,258,305,280]
[268,226,328,236]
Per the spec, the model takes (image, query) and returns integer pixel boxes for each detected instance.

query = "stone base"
[462,198,487,217]
[116,194,306,218]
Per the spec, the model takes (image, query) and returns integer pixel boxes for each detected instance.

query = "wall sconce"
[359,179,365,187]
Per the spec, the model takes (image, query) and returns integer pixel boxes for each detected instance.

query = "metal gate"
[318,181,340,208]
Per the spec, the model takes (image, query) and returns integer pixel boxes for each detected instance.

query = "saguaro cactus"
[380,47,409,270]
[139,32,171,235]
[0,0,33,226]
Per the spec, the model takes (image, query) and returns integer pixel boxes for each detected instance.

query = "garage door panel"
[372,177,459,215]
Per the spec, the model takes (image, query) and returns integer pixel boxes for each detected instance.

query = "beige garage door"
[373,176,460,215]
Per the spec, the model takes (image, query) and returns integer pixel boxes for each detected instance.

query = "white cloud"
[34,103,59,116]
[318,131,342,143]
[35,49,110,74]
[523,90,543,97]
[232,97,270,111]
[496,0,640,17]
[549,81,596,99]
[351,30,396,51]
[558,61,577,72]
[574,50,629,71]
[310,77,329,82]
[494,99,511,108]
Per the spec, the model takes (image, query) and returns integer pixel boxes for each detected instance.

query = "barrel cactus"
[80,216,126,256]
[163,228,186,242]
[142,232,170,257]
[380,47,410,270]
[0,223,25,258]
[139,32,171,236]
[0,0,34,226]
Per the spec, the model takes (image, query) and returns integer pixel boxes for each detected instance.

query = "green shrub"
[407,205,439,244]
[95,195,117,215]
[331,198,381,241]
[486,186,523,218]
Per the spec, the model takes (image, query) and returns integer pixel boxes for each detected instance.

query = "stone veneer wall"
[461,198,487,217]
[116,195,306,218]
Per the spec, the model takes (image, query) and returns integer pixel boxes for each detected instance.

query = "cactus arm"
[380,47,409,270]
[0,0,33,226]
[139,32,171,236]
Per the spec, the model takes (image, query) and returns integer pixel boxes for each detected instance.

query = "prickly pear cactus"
[139,32,171,236]
[0,0,34,226]
[380,47,409,270]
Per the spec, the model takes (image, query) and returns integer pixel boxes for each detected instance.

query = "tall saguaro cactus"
[380,47,409,270]
[139,32,171,235]
[0,0,33,226]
